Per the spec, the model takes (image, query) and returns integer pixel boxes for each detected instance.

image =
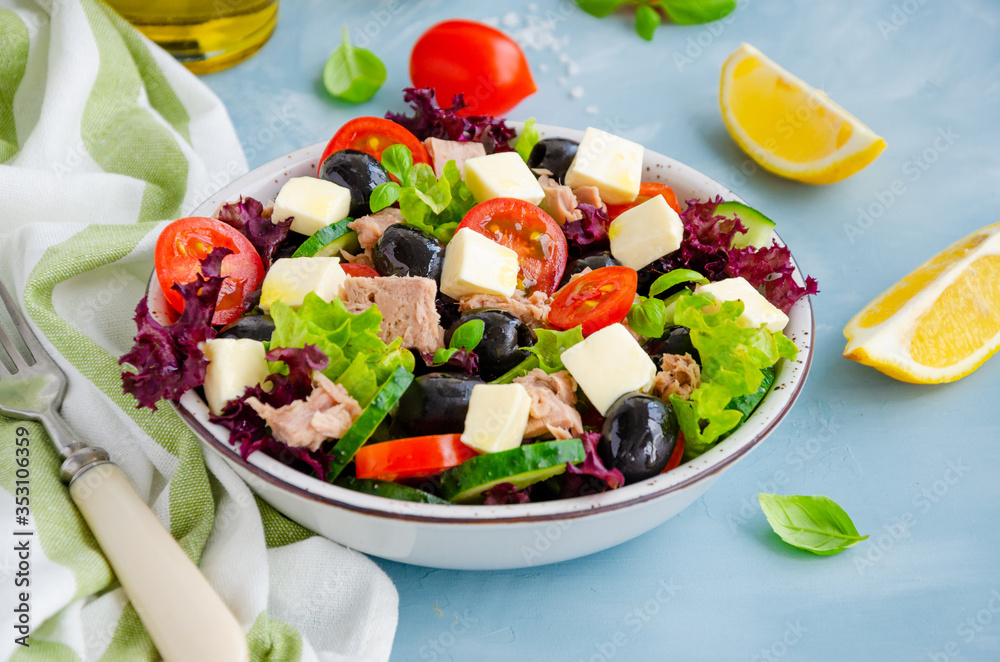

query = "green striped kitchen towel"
[0,1,398,660]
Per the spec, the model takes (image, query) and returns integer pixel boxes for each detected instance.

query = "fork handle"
[69,460,249,662]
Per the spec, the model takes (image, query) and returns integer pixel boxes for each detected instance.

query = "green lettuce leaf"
[395,156,475,244]
[269,293,414,406]
[668,292,797,456]
[515,118,540,162]
[524,326,585,373]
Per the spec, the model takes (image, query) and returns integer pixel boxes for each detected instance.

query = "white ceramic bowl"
[154,125,814,570]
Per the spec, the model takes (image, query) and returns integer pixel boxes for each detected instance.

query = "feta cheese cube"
[696,277,790,332]
[461,383,532,453]
[560,323,658,415]
[271,176,351,236]
[260,257,347,310]
[564,127,643,204]
[608,195,684,270]
[462,151,545,205]
[440,227,520,299]
[203,338,269,415]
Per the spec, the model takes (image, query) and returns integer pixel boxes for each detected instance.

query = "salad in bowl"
[121,89,817,513]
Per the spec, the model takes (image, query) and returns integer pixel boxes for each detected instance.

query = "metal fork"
[0,281,248,662]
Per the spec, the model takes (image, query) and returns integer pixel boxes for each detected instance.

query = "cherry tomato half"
[354,434,479,482]
[341,263,380,278]
[547,266,637,336]
[154,217,265,326]
[457,198,568,295]
[318,117,431,176]
[606,182,682,219]
[410,20,537,117]
[662,432,685,473]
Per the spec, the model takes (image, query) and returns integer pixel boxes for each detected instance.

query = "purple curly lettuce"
[562,203,610,259]
[385,87,517,154]
[483,482,531,505]
[565,431,624,491]
[210,345,333,480]
[120,247,231,410]
[650,197,818,312]
[216,196,291,268]
[420,348,479,376]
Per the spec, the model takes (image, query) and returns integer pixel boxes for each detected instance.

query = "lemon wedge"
[844,223,1000,383]
[720,43,886,184]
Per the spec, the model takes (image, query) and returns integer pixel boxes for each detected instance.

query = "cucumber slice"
[439,439,586,503]
[327,367,414,481]
[292,218,360,258]
[336,477,450,504]
[727,365,776,423]
[716,201,776,249]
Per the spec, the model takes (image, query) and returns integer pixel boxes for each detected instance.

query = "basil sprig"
[323,27,386,103]
[575,0,737,40]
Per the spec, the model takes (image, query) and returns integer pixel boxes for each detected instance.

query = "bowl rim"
[164,125,815,524]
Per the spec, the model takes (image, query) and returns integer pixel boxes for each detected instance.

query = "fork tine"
[0,280,44,365]
[0,324,27,372]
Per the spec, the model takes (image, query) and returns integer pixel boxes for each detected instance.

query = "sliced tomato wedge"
[354,434,478,481]
[154,217,265,326]
[319,117,430,176]
[457,198,568,295]
[341,263,380,278]
[606,182,682,219]
[662,432,685,473]
[547,266,637,336]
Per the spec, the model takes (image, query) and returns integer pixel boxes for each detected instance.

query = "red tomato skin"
[410,20,537,117]
[606,183,682,219]
[547,266,637,336]
[662,433,685,473]
[318,117,430,176]
[341,263,380,278]
[457,198,568,295]
[154,217,264,326]
[354,434,478,481]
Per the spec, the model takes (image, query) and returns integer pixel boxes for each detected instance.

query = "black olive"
[527,138,579,183]
[318,149,391,218]
[645,325,699,364]
[272,231,309,261]
[217,315,275,342]
[599,393,679,484]
[373,224,444,282]
[560,252,622,287]
[396,373,483,436]
[446,309,535,381]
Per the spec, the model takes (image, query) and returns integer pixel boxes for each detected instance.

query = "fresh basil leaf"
[433,347,459,364]
[380,144,413,181]
[322,26,386,103]
[626,296,667,338]
[369,182,401,212]
[660,0,736,25]
[648,269,709,298]
[575,0,628,18]
[758,494,868,556]
[449,319,485,351]
[635,4,661,40]
[523,326,585,374]
[515,118,541,162]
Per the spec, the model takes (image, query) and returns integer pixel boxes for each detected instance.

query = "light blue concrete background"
[202,1,1000,659]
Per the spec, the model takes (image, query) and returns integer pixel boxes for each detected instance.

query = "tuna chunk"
[652,353,702,401]
[458,290,553,330]
[572,185,605,211]
[514,369,583,440]
[341,276,445,353]
[538,174,582,226]
[424,138,487,178]
[247,373,362,452]
[349,208,402,250]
